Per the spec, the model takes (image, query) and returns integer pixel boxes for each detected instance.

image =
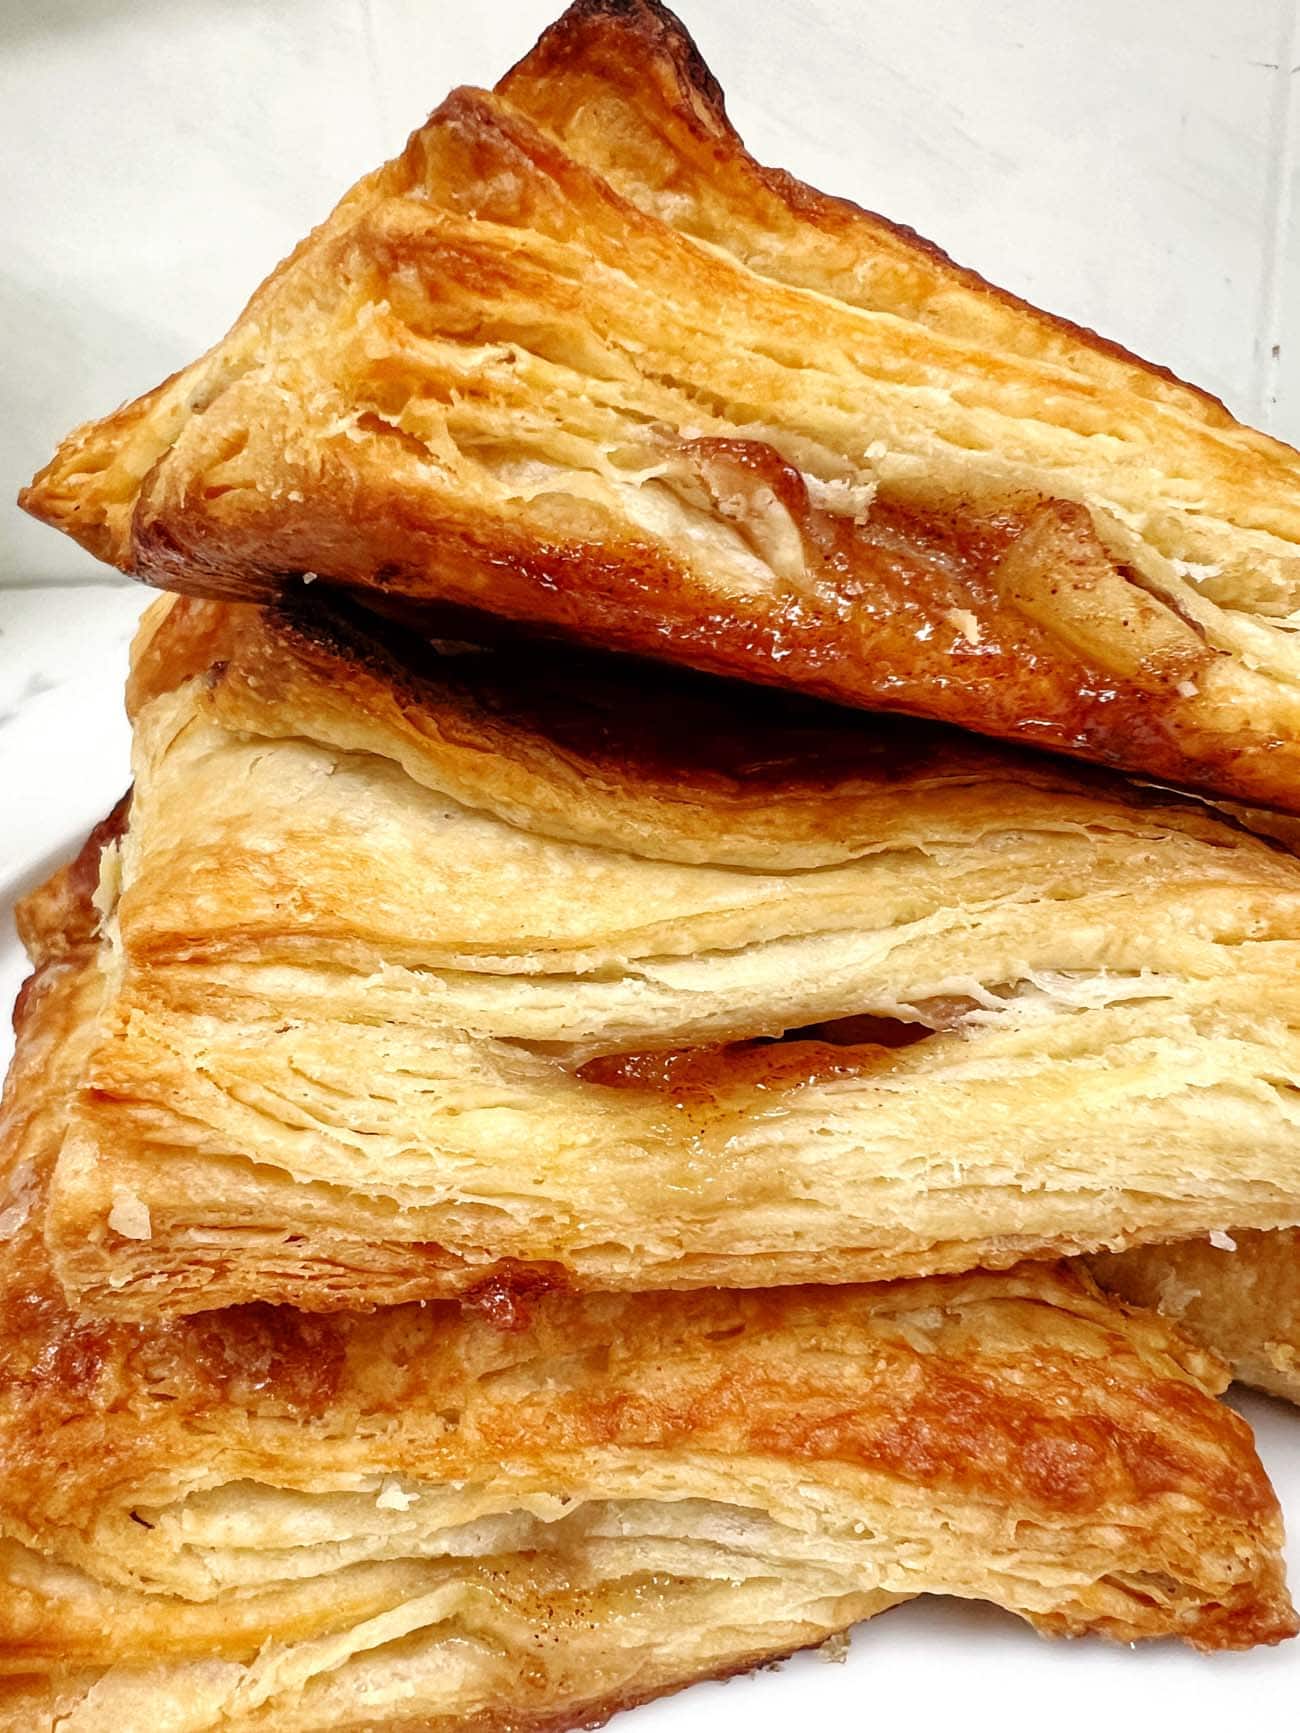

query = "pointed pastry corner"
[19,3,1300,807]
[500,0,732,135]
[19,373,184,569]
[17,0,1300,804]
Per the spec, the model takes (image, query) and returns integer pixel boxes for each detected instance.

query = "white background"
[1,3,1299,1728]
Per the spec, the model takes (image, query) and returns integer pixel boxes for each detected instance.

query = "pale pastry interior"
[1091,1230,1300,1405]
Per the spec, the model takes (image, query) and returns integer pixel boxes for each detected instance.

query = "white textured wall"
[2,0,1297,584]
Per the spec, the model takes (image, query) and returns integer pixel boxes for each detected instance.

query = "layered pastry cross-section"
[21,0,1300,811]
[45,594,1300,1317]
[1091,1231,1300,1407]
[0,856,1294,1733]
[1080,812,1300,1406]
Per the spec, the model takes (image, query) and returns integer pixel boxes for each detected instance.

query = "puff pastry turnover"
[20,0,1300,811]
[48,593,1300,1316]
[0,868,1293,1733]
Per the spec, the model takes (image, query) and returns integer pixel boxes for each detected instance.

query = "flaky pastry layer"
[43,595,1300,1316]
[1083,809,1300,1404]
[21,1,1300,811]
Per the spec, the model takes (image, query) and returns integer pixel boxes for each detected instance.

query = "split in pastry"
[48,593,1300,1316]
[20,0,1300,812]
[0,862,1293,1733]
[1091,1231,1300,1407]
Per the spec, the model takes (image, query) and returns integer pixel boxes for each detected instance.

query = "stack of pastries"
[8,2,1300,1724]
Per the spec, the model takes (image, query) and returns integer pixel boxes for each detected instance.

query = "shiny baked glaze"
[131,590,1288,869]
[576,1033,928,1095]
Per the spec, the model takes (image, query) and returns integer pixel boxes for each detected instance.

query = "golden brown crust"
[0,868,1295,1698]
[20,2,1300,812]
[131,590,1261,870]
[0,1638,863,1733]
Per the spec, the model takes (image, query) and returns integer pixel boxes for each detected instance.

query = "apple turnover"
[47,593,1300,1316]
[21,1,1300,811]
[0,860,1293,1733]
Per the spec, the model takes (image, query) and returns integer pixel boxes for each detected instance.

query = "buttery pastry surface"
[0,884,1293,1733]
[20,0,1300,812]
[48,594,1300,1315]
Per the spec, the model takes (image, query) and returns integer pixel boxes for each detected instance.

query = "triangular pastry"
[20,0,1300,811]
[48,594,1300,1317]
[0,856,1292,1733]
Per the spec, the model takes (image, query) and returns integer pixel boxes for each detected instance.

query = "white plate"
[2,619,1299,1730]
